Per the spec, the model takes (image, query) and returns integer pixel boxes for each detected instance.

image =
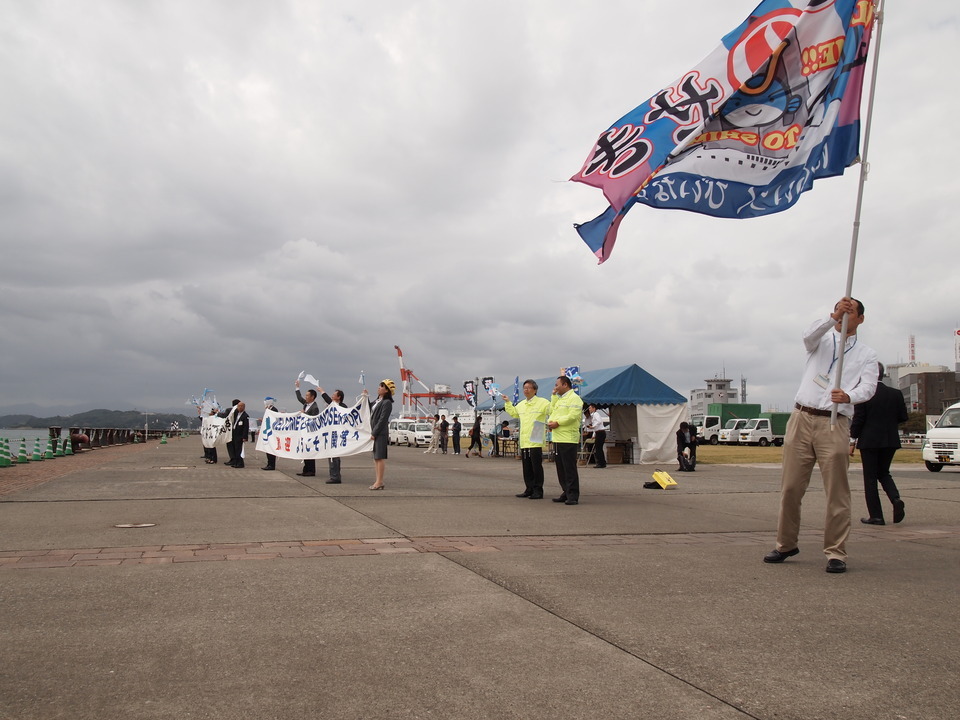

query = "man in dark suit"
[261,397,279,471]
[220,399,241,466]
[317,385,347,484]
[295,379,320,477]
[231,401,250,468]
[850,363,908,525]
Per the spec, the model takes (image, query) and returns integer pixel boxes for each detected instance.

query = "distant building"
[886,362,949,389]
[898,371,960,415]
[689,377,737,421]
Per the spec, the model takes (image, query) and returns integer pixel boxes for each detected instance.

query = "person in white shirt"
[763,297,878,574]
[583,404,607,469]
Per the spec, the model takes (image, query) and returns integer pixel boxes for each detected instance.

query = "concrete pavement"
[1,437,958,719]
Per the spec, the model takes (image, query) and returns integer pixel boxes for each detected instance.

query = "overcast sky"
[1,0,958,418]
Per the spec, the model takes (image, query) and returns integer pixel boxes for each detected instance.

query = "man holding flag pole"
[572,1,887,568]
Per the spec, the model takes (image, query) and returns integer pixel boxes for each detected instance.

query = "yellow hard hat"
[380,379,396,395]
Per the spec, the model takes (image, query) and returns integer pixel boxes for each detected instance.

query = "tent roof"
[477,364,686,410]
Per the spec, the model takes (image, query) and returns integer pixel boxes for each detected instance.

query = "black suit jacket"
[850,382,908,449]
[231,411,250,442]
[296,390,320,416]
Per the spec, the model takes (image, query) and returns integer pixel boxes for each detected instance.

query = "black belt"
[795,403,832,418]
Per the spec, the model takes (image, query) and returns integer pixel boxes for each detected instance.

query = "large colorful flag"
[572,0,876,263]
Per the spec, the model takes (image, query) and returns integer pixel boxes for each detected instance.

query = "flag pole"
[832,0,886,428]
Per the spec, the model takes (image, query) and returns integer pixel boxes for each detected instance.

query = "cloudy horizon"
[2,1,958,419]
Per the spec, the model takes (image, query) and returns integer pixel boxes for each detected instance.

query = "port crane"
[394,345,465,418]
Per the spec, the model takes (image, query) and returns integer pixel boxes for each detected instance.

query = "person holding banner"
[365,379,395,490]
[220,399,241,466]
[763,298,878,574]
[295,379,320,477]
[261,397,279,471]
[317,386,347,484]
[230,401,250,469]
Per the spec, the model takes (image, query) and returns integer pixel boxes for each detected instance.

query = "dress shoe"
[551,496,567,503]
[564,499,579,505]
[296,472,315,477]
[893,499,905,524]
[860,517,885,525]
[595,465,607,469]
[325,479,341,484]
[261,466,275,471]
[643,481,661,489]
[826,559,847,574]
[516,492,532,498]
[224,461,235,466]
[233,463,244,469]
[763,547,799,563]
[529,494,543,500]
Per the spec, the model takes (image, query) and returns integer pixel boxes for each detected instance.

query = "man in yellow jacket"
[548,375,584,505]
[503,379,552,499]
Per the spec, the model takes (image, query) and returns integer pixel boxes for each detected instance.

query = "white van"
[921,402,960,472]
[389,419,415,445]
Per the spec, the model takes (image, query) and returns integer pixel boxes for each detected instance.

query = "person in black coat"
[850,363,908,525]
[317,385,348,484]
[261,397,279,471]
[220,399,241,466]
[295,379,320,477]
[230,401,250,468]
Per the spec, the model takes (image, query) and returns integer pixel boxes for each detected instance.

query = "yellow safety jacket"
[549,390,583,444]
[503,395,551,449]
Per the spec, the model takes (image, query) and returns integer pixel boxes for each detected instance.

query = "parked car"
[399,422,433,448]
[921,402,960,472]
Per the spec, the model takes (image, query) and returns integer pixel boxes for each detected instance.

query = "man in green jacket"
[548,376,584,505]
[503,379,552,499]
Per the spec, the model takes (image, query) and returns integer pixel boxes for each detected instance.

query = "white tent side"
[610,403,687,464]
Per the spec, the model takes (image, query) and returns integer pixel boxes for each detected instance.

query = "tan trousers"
[776,411,851,560]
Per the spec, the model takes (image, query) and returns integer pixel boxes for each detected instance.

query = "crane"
[394,345,465,418]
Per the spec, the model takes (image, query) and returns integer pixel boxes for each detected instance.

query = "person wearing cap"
[261,397,279,471]
[295,379,320,477]
[364,379,395,490]
[763,297,878,574]
[317,385,348,484]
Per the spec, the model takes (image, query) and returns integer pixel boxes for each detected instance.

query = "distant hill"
[0,409,197,430]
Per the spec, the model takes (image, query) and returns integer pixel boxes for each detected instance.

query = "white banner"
[256,398,373,459]
[201,414,231,449]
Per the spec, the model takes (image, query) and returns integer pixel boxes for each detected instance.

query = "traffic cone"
[18,439,29,463]
[55,437,65,457]
[32,439,44,462]
[160,434,168,445]
[64,436,74,455]
[44,437,55,460]
[0,441,10,468]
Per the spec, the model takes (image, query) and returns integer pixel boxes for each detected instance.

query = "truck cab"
[697,415,721,445]
[922,402,960,472]
[719,419,748,444]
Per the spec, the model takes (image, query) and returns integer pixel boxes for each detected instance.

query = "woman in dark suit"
[366,379,395,490]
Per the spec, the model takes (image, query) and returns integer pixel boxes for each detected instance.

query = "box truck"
[738,412,791,446]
